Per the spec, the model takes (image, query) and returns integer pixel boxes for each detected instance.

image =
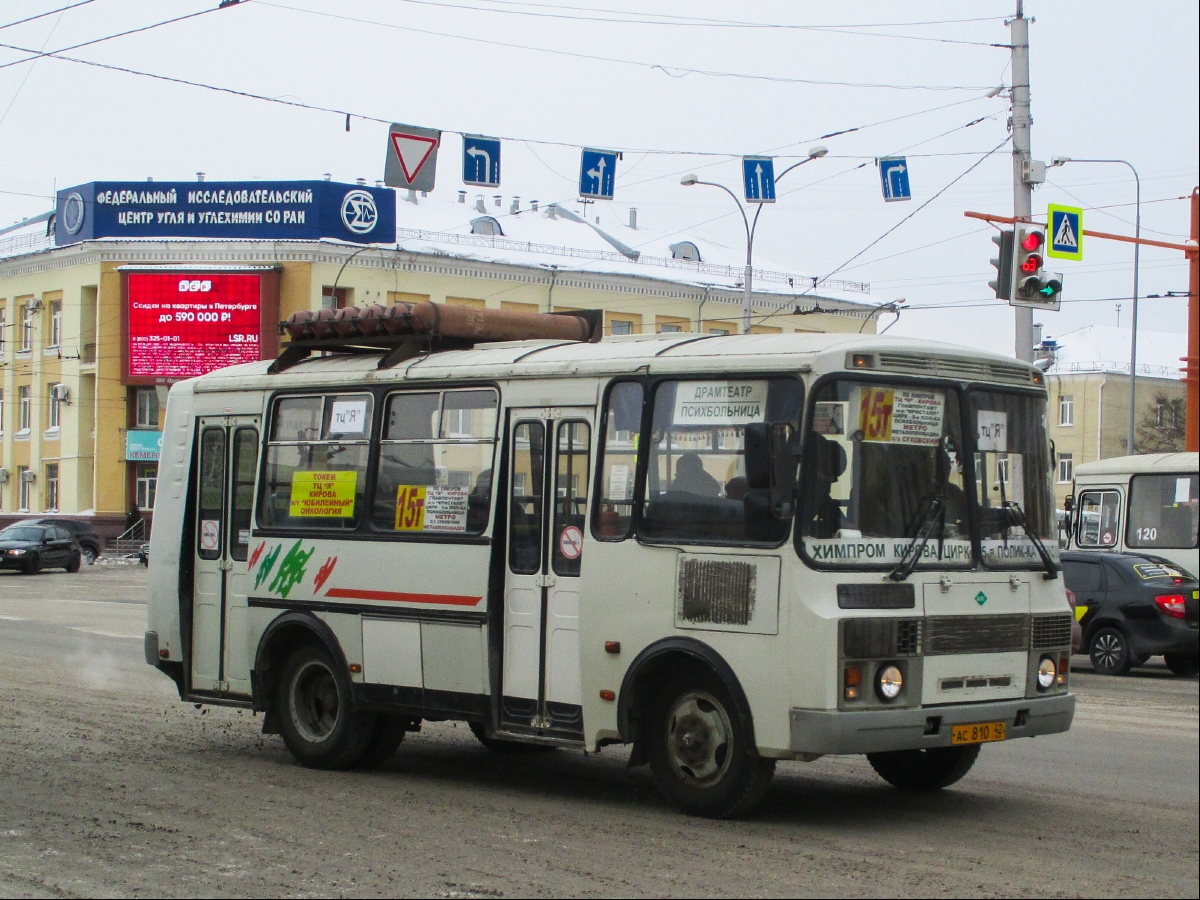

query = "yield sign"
[384,123,441,191]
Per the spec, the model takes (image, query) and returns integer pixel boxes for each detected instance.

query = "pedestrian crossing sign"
[1047,204,1083,260]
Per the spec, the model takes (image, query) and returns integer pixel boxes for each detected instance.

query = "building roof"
[1045,323,1186,380]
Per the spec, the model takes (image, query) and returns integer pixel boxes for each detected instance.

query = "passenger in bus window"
[672,452,721,497]
[806,433,848,538]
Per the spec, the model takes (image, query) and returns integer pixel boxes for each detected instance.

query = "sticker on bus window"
[977,411,1008,452]
[329,399,369,435]
[1175,477,1192,504]
[673,381,767,426]
[289,470,357,517]
[858,388,943,445]
[609,464,631,500]
[200,519,220,551]
[812,401,847,436]
[395,485,469,533]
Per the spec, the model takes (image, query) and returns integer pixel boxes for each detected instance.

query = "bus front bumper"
[789,693,1075,756]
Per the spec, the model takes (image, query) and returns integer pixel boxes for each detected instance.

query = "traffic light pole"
[1009,1,1035,363]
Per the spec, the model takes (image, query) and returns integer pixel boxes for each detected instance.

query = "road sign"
[579,148,617,199]
[1047,204,1083,260]
[879,157,911,202]
[462,134,501,187]
[384,123,441,191]
[741,157,776,203]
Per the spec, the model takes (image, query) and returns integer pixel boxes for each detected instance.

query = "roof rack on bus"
[271,302,602,373]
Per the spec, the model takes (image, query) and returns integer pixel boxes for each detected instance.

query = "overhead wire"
[0,0,97,32]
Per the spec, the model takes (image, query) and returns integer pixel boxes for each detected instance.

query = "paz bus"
[144,302,1075,818]
[1067,452,1200,576]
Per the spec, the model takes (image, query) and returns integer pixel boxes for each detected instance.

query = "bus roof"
[189,331,1042,394]
[1074,452,1199,478]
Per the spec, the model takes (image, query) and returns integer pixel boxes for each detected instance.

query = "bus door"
[191,416,260,697]
[502,409,593,740]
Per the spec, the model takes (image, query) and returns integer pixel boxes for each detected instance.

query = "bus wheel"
[277,644,374,770]
[356,715,407,768]
[867,745,980,790]
[647,672,774,818]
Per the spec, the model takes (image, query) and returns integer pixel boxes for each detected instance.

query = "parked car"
[0,524,82,574]
[1061,550,1199,676]
[17,517,102,565]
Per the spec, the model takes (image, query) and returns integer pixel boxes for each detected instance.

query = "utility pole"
[1009,1,1034,362]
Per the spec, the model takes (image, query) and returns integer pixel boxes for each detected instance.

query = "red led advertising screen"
[125,271,276,383]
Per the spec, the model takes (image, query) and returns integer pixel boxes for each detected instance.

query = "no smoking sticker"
[558,526,584,560]
[200,519,220,552]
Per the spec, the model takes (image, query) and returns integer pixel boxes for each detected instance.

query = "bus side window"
[594,381,643,540]
[510,422,544,573]
[1076,489,1121,548]
[198,427,226,560]
[552,421,590,576]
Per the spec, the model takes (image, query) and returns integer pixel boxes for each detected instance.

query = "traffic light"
[1013,226,1047,300]
[989,230,1014,299]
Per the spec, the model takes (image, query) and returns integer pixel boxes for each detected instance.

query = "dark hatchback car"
[0,524,82,574]
[1062,550,1199,676]
[17,517,102,565]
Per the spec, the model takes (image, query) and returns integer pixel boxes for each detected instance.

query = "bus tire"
[867,745,980,790]
[647,670,774,818]
[276,643,375,770]
[356,715,407,768]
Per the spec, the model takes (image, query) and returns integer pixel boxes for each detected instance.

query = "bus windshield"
[799,382,1055,570]
[799,381,971,569]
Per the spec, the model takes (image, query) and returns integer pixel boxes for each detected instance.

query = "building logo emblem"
[340,190,378,235]
[62,192,86,234]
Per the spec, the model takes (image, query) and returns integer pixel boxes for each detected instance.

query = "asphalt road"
[1,563,1197,898]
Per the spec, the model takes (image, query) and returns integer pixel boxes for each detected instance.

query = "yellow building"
[0,184,875,541]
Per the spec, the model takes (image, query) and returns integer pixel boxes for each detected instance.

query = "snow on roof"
[1045,323,1185,379]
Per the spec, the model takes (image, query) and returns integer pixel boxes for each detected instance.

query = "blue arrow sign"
[462,135,501,187]
[742,157,776,203]
[579,148,617,199]
[879,157,911,202]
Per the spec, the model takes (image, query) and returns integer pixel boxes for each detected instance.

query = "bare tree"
[1135,394,1187,453]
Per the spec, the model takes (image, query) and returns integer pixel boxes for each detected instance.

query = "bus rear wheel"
[867,745,980,790]
[277,644,374,770]
[647,671,774,818]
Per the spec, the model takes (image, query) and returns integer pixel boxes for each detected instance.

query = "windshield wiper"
[1002,500,1059,579]
[888,497,944,582]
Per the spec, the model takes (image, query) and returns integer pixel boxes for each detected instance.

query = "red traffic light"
[1020,253,1043,273]
[1020,231,1043,252]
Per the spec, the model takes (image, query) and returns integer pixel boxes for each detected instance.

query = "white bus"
[145,307,1075,818]
[1068,452,1200,575]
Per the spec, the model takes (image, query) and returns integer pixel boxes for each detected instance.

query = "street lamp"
[682,145,828,334]
[1050,156,1142,454]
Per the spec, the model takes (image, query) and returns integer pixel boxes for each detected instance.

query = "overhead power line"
[0,0,96,32]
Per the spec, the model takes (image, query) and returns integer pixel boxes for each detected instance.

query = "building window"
[48,383,61,430]
[1058,395,1074,427]
[49,300,62,348]
[0,389,4,435]
[1155,402,1165,428]
[18,385,31,432]
[44,464,59,511]
[321,286,349,310]
[1057,452,1073,484]
[610,320,632,336]
[136,388,160,428]
[18,466,31,510]
[20,303,33,351]
[0,306,6,353]
[660,324,683,333]
[136,464,158,510]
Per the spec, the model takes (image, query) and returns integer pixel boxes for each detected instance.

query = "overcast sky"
[1,0,1196,357]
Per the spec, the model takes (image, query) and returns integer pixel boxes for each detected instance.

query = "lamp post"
[682,145,827,334]
[1050,156,1142,454]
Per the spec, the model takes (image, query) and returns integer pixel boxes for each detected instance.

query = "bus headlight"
[1037,656,1056,691]
[876,664,903,701]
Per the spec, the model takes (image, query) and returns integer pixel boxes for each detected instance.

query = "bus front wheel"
[647,671,774,818]
[867,745,980,790]
[277,643,375,770]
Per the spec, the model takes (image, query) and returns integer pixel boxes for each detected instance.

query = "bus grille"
[925,614,1029,655]
[842,617,923,658]
[677,559,755,626]
[875,352,1033,386]
[1031,613,1074,649]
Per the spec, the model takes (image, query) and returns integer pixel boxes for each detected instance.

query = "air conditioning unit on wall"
[20,470,36,483]
[51,384,70,402]
[0,468,9,484]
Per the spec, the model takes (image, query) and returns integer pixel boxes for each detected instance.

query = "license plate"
[951,721,1006,745]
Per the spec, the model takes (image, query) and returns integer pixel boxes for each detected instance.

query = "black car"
[17,517,102,565]
[0,524,82,574]
[1061,550,1199,677]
